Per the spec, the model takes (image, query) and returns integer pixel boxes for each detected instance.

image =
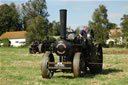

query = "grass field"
[0,47,128,85]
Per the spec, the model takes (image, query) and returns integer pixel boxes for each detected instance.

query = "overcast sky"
[0,0,128,29]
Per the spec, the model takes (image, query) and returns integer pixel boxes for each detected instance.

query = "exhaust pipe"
[60,9,67,40]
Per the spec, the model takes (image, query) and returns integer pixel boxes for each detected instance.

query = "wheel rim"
[73,52,81,77]
[41,51,54,78]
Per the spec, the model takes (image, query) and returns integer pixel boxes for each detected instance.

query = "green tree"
[22,0,49,43]
[0,3,22,35]
[88,5,109,45]
[0,38,10,47]
[120,14,128,38]
[51,21,60,36]
[120,14,128,47]
[75,27,80,35]
[22,0,48,28]
[47,22,53,36]
[26,15,48,44]
[107,22,117,29]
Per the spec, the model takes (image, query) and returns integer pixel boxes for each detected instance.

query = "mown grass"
[0,47,128,85]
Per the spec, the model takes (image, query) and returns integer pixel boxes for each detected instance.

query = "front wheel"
[41,51,54,79]
[73,52,86,77]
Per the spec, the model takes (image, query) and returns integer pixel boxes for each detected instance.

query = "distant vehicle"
[29,40,39,54]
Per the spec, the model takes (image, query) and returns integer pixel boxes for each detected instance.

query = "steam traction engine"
[40,9,103,78]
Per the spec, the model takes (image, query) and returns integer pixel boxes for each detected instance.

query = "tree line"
[0,0,128,45]
[0,0,60,44]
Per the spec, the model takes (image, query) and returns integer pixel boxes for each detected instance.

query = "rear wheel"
[89,44,103,74]
[41,51,54,78]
